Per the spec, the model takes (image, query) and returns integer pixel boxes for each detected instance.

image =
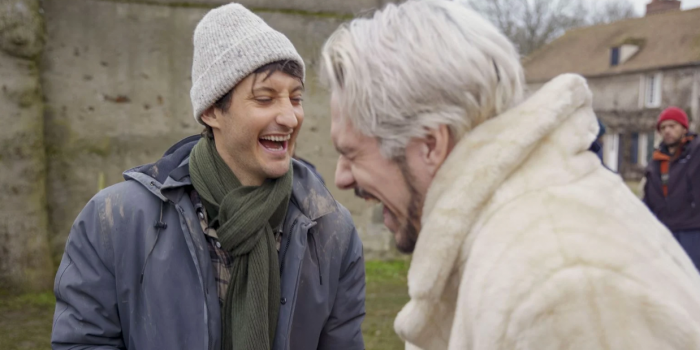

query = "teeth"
[260,135,291,142]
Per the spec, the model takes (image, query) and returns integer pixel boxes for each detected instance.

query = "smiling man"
[321,1,700,349]
[51,4,365,350]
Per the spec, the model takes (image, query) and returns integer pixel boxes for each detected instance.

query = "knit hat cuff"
[657,107,689,131]
[190,31,305,124]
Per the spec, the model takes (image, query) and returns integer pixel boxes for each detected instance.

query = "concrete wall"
[32,0,399,287]
[0,0,54,291]
[0,0,402,291]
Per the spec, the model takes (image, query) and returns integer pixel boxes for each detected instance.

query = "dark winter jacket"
[644,133,700,232]
[51,135,366,350]
[295,157,325,184]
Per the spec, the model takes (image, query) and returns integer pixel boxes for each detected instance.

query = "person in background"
[321,1,700,349]
[643,106,700,270]
[589,118,606,161]
[51,4,365,350]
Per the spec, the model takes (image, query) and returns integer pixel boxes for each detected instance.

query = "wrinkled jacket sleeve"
[317,225,366,350]
[52,195,125,350]
[510,268,699,350]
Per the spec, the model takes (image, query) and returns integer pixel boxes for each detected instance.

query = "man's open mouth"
[355,187,380,204]
[259,134,291,152]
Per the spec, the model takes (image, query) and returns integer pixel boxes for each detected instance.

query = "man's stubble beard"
[394,155,423,254]
[665,139,682,149]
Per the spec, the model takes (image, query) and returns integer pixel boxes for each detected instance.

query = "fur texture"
[394,74,700,350]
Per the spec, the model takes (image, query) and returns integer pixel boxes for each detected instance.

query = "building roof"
[523,7,700,83]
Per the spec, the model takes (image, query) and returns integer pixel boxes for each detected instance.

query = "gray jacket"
[52,136,366,350]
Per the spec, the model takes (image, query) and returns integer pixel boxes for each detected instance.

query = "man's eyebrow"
[252,87,276,94]
[252,85,305,94]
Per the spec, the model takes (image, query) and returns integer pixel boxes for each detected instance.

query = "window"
[611,43,640,67]
[610,47,620,66]
[630,132,655,167]
[647,132,656,163]
[643,73,662,108]
[638,133,647,166]
[631,133,639,165]
[637,132,656,167]
[603,133,620,172]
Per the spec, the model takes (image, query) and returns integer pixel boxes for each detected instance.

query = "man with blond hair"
[321,1,700,349]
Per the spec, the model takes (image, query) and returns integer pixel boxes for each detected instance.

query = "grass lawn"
[0,259,410,350]
[0,291,55,350]
[363,259,410,350]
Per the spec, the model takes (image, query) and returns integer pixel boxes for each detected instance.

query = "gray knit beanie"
[190,3,305,124]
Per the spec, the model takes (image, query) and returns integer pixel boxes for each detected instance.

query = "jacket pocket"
[53,255,73,299]
[308,229,323,286]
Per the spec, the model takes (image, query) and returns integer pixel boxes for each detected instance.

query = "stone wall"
[0,0,400,290]
[582,67,699,133]
[0,0,54,291]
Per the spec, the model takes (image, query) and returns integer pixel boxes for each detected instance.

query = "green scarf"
[189,136,292,350]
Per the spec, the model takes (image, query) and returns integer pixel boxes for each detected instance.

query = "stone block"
[0,0,44,59]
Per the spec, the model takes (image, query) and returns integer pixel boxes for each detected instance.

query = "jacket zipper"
[688,175,696,210]
[174,203,211,350]
[140,200,167,284]
[279,219,298,276]
[309,232,323,285]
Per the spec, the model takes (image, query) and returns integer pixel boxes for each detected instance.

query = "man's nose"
[335,155,355,190]
[276,100,299,129]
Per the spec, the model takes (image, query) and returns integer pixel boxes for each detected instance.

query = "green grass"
[0,260,410,350]
[0,291,55,350]
[363,259,411,350]
[626,181,642,197]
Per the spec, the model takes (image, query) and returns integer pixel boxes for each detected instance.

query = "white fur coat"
[394,74,700,350]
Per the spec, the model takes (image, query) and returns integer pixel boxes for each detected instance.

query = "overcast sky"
[629,0,700,14]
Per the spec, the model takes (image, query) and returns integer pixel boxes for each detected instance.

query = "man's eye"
[255,98,273,103]
[291,97,303,104]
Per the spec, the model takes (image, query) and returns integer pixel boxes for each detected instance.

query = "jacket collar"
[289,160,337,221]
[123,135,199,201]
[123,135,336,221]
[656,133,697,160]
[396,74,597,346]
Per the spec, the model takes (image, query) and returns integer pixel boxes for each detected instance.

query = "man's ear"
[200,106,221,130]
[420,125,452,176]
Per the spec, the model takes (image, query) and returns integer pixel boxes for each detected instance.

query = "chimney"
[646,0,682,16]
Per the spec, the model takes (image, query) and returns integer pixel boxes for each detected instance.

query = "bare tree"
[469,0,637,56]
[589,1,637,25]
